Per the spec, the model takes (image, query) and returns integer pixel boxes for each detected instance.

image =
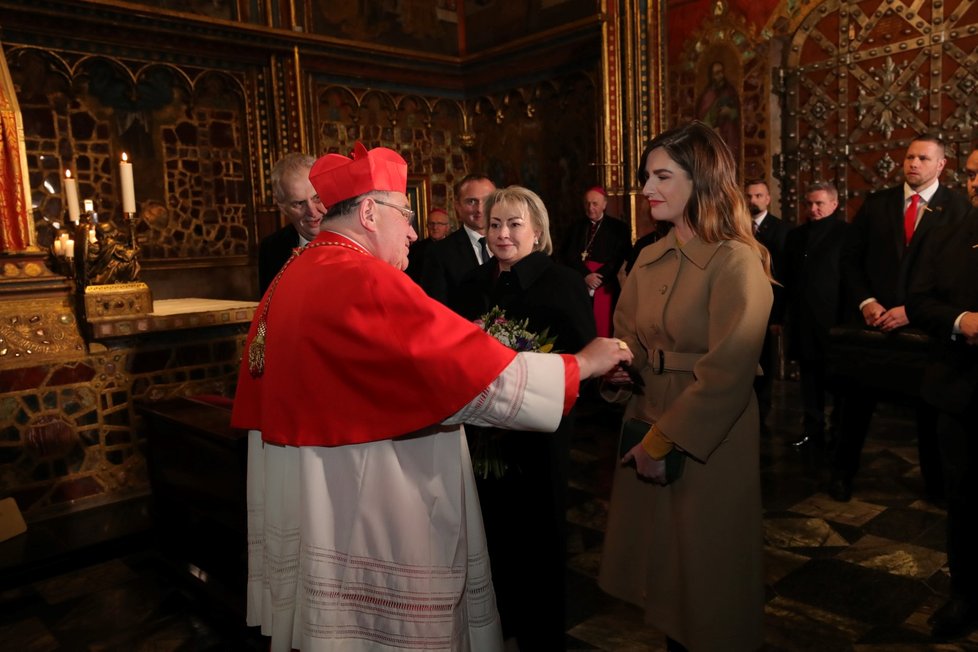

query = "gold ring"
[617,339,628,351]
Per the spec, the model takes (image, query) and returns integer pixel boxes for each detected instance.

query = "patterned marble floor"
[1,379,976,651]
[564,381,977,652]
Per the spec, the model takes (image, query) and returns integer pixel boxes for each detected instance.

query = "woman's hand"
[623,443,667,484]
[604,365,632,385]
[575,338,634,379]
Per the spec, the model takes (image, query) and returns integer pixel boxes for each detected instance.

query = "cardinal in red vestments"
[231,142,632,652]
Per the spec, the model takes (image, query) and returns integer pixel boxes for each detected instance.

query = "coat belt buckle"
[651,349,665,374]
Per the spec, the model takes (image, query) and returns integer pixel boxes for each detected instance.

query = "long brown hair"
[640,121,773,280]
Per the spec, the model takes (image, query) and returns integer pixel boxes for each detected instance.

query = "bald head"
[966,149,978,208]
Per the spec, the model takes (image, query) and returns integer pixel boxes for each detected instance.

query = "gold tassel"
[248,321,266,377]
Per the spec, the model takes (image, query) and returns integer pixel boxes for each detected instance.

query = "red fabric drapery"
[0,107,32,252]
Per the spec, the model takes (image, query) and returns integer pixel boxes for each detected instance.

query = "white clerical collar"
[322,229,370,253]
[905,179,939,203]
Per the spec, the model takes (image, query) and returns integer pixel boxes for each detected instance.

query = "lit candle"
[89,227,97,244]
[65,239,75,259]
[120,152,136,214]
[64,170,80,224]
[54,239,63,256]
[84,199,94,213]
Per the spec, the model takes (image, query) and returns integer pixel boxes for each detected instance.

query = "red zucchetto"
[309,142,408,208]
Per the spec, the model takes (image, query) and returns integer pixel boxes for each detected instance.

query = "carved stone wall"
[6,47,257,267]
[0,0,603,523]
[472,75,599,247]
[0,325,246,520]
[310,72,599,246]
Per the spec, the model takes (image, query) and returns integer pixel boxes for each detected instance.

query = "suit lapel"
[453,228,479,267]
[912,185,948,247]
[887,186,905,259]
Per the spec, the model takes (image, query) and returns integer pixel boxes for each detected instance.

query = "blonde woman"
[455,185,595,651]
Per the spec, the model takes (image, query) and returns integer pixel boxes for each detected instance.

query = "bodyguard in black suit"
[257,153,325,297]
[906,149,978,639]
[782,182,848,447]
[420,174,495,308]
[746,179,791,432]
[831,135,971,501]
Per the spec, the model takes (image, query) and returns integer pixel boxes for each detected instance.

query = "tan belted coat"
[599,231,772,651]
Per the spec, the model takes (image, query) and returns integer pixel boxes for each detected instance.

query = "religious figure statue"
[87,221,140,285]
[696,61,741,162]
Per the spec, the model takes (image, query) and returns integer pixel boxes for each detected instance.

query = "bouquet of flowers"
[474,306,556,353]
[470,306,557,479]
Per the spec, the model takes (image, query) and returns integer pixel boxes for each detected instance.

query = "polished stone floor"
[1,379,976,651]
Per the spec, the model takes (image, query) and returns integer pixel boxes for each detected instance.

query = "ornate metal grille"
[780,0,978,220]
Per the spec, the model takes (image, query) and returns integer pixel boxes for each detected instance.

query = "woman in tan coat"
[599,121,773,651]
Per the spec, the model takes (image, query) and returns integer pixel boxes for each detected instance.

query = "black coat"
[558,214,631,296]
[454,251,596,352]
[755,213,791,324]
[843,184,970,311]
[907,213,978,414]
[420,227,481,308]
[452,250,595,647]
[257,223,300,298]
[783,215,849,359]
[405,237,434,284]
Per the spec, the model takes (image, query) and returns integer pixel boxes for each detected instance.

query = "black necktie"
[479,237,489,264]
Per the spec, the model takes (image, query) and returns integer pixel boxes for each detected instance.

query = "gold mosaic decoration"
[6,47,253,267]
[83,282,153,321]
[0,296,85,362]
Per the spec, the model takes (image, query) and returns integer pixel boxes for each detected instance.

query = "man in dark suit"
[746,179,791,434]
[830,134,971,502]
[257,153,326,296]
[406,208,452,284]
[906,147,978,640]
[557,187,630,337]
[782,182,848,449]
[420,174,495,308]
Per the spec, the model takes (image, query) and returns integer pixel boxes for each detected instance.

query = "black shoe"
[827,476,852,502]
[930,598,978,640]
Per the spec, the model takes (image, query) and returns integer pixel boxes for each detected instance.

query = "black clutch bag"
[619,417,685,485]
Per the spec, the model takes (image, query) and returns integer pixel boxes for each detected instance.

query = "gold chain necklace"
[248,238,368,377]
[581,218,603,262]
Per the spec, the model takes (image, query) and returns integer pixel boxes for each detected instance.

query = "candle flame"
[122,152,129,162]
[65,169,73,179]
